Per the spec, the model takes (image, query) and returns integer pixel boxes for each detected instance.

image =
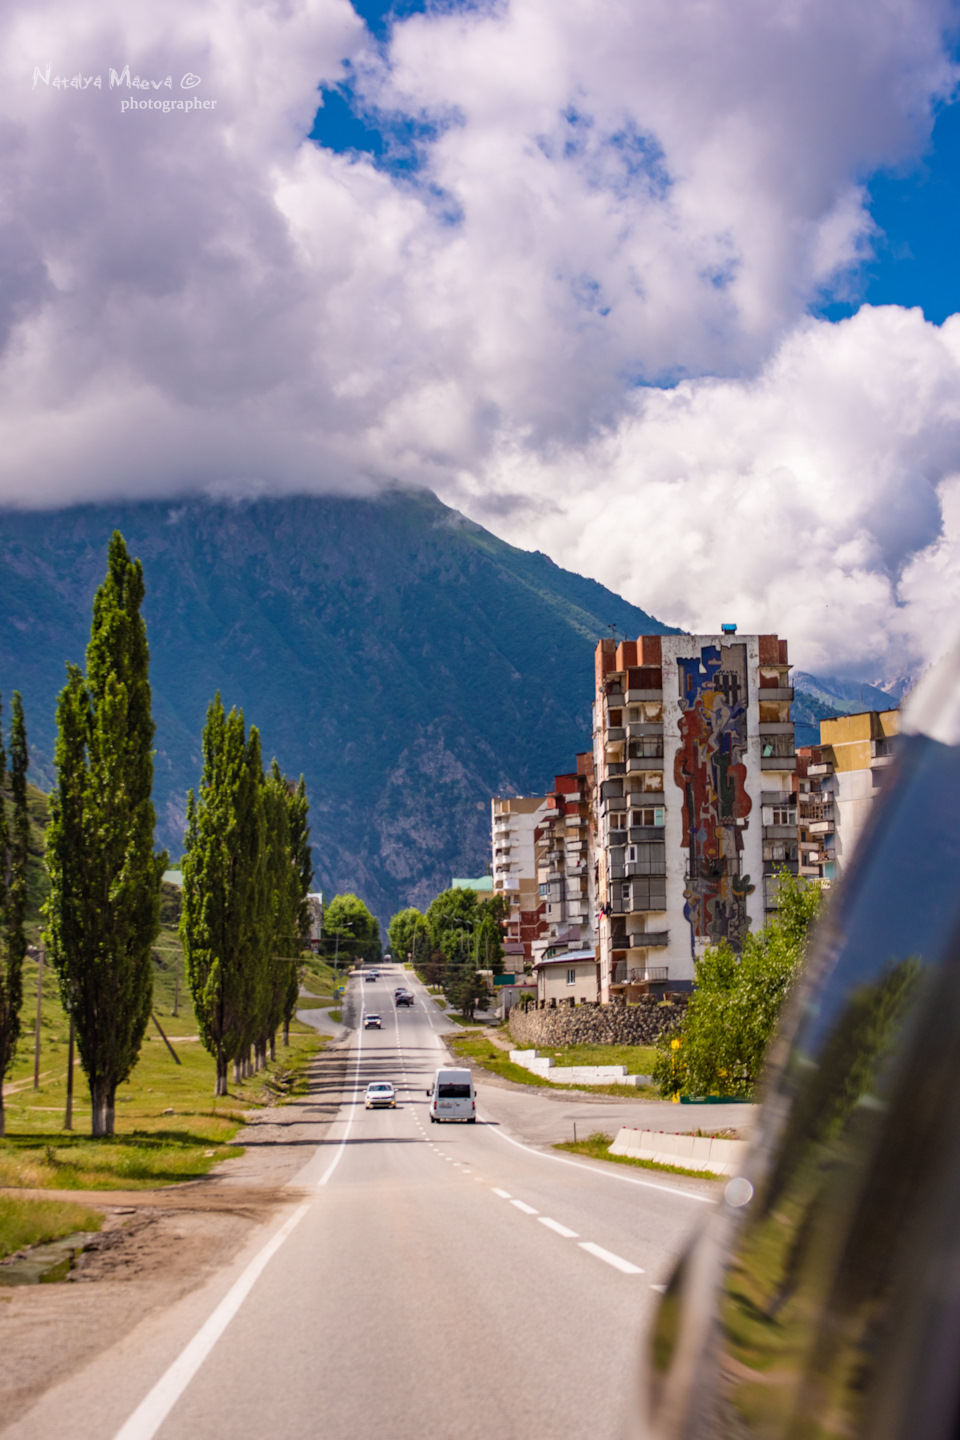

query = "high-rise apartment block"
[491,794,550,962]
[594,632,794,1000]
[532,757,596,967]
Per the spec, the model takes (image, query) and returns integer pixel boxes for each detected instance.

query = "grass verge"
[555,1131,721,1181]
[445,1032,657,1096]
[0,1195,105,1260]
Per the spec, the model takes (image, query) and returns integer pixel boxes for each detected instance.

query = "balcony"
[761,754,797,771]
[626,756,664,773]
[607,762,626,776]
[808,762,833,776]
[625,930,669,948]
[757,686,794,701]
[762,824,796,840]
[758,722,794,736]
[626,722,664,739]
[625,688,663,702]
[808,820,834,835]
[605,726,626,742]
[612,965,668,985]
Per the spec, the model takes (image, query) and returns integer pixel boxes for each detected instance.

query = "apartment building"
[796,747,833,883]
[490,794,550,964]
[532,755,596,970]
[594,630,795,1001]
[809,709,900,874]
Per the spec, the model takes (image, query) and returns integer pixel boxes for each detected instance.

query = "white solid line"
[482,1119,714,1204]
[579,1242,644,1275]
[511,1199,539,1215]
[112,983,366,1440]
[493,1188,512,1200]
[538,1216,579,1239]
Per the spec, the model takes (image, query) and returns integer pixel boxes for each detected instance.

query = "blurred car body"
[637,638,960,1440]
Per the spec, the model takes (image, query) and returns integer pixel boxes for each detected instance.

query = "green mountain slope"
[0,489,676,922]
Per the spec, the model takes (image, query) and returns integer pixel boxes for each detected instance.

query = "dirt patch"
[0,1039,349,1433]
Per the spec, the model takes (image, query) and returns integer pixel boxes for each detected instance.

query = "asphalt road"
[6,968,718,1440]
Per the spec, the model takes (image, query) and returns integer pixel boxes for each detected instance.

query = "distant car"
[364,972,377,982]
[396,992,414,1007]
[364,1082,395,1109]
[394,986,405,996]
[363,1014,382,1029]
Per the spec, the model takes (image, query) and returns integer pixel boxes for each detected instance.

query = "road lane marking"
[579,1242,644,1275]
[650,1284,667,1293]
[112,979,366,1440]
[510,1199,539,1215]
[482,1119,714,1204]
[538,1217,579,1239]
[493,1188,512,1199]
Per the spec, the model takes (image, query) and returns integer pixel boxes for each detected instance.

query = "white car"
[364,1082,396,1109]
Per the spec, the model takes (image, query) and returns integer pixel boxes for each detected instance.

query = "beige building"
[532,949,598,1005]
[491,794,550,964]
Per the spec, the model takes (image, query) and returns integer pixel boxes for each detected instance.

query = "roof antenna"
[608,623,618,643]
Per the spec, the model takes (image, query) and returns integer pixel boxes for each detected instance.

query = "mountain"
[0,489,676,925]
[792,671,900,747]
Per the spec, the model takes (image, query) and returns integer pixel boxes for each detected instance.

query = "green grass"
[537,1042,657,1074]
[1,949,324,1188]
[327,1010,342,1023]
[0,1195,105,1261]
[445,1032,657,1096]
[555,1131,721,1181]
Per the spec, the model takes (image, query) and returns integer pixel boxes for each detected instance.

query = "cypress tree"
[45,534,166,1137]
[181,698,266,1095]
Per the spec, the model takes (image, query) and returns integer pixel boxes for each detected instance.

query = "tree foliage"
[653,872,825,1100]
[387,907,423,964]
[45,533,166,1136]
[181,700,314,1092]
[0,693,29,1138]
[321,893,380,967]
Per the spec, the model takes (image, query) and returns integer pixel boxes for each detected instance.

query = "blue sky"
[315,3,960,327]
[829,96,960,324]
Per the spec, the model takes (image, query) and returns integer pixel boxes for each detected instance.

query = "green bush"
[652,872,824,1100]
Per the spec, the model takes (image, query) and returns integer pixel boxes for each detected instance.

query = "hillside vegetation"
[0,489,674,921]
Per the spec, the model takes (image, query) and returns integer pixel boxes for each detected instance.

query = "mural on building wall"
[674,643,754,949]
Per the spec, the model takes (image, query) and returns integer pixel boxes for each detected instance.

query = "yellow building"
[813,709,900,874]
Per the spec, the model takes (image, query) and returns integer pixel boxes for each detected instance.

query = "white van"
[427,1067,476,1123]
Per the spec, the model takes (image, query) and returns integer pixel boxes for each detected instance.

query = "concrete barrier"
[508,1049,646,1087]
[609,1127,747,1175]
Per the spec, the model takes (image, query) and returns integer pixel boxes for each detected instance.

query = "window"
[538,882,548,896]
[629,876,667,909]
[633,842,666,875]
[609,812,626,830]
[438,1083,471,1099]
[772,806,795,826]
[631,806,665,828]
[566,968,576,986]
[629,737,664,759]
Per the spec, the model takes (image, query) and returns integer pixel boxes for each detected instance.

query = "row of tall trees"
[389,886,508,1020]
[0,696,31,1137]
[39,531,315,1132]
[180,697,312,1094]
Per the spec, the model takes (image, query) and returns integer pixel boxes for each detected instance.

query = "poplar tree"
[0,694,30,1138]
[281,773,312,1049]
[45,533,166,1137]
[181,698,266,1095]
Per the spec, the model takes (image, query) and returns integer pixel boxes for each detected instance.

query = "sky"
[4,0,960,683]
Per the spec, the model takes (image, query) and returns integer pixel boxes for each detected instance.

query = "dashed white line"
[578,1242,644,1275]
[510,1199,539,1215]
[493,1188,512,1200]
[538,1216,578,1239]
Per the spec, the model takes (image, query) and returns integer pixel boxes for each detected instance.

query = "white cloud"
[0,0,957,677]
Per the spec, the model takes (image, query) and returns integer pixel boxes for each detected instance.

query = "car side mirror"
[426,1089,431,1098]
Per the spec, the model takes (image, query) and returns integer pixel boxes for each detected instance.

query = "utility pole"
[33,947,44,1090]
[173,950,180,1018]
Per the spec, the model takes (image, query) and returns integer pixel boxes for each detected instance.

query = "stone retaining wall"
[508,996,687,1049]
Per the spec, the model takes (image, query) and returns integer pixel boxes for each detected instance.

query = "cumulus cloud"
[0,0,957,677]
